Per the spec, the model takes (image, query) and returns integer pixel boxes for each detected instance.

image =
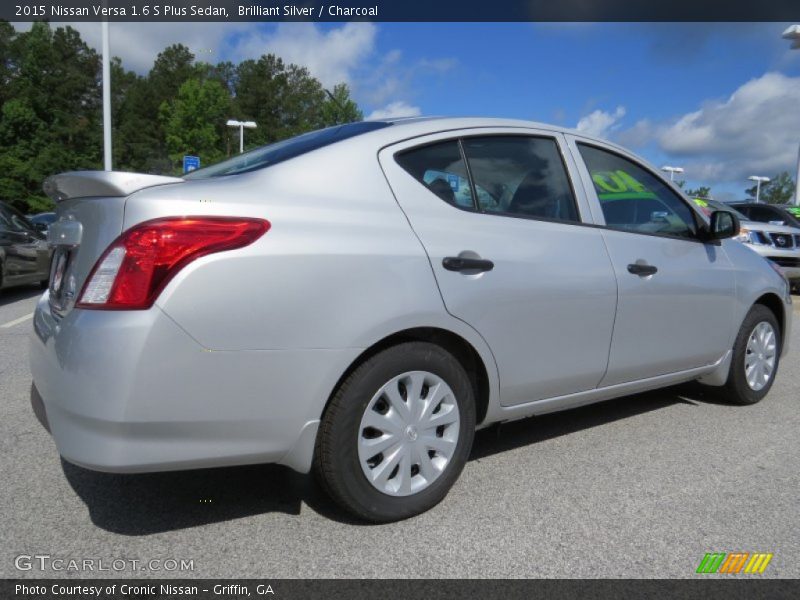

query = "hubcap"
[744,321,777,391]
[357,371,460,497]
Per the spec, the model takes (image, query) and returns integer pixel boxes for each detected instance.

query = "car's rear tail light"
[77,217,269,310]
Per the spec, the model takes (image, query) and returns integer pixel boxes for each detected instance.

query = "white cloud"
[367,101,422,120]
[230,22,377,88]
[655,72,800,183]
[575,106,626,138]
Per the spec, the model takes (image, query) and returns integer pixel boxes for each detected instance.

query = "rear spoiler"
[43,171,184,203]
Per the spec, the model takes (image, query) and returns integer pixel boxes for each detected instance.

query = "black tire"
[314,341,476,522]
[720,304,781,405]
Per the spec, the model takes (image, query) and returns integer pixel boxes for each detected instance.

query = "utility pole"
[783,25,800,204]
[748,176,770,203]
[101,18,112,170]
[226,120,257,154]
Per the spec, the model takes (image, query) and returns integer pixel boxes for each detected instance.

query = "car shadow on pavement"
[61,384,714,533]
[470,384,705,461]
[60,458,360,534]
[0,286,42,307]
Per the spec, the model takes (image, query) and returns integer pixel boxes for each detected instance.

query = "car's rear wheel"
[314,341,476,522]
[721,304,781,405]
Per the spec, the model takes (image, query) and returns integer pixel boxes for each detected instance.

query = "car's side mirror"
[708,210,740,241]
[33,222,48,233]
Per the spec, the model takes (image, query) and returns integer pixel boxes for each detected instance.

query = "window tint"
[185,121,392,179]
[395,141,475,209]
[749,206,784,224]
[578,144,697,238]
[462,136,578,222]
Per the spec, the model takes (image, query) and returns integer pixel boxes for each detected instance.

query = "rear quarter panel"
[125,144,448,352]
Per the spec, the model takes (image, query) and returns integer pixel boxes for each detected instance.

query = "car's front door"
[380,131,618,405]
[567,138,737,386]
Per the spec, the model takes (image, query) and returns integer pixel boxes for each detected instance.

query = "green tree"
[115,44,201,173]
[0,24,365,211]
[0,22,100,211]
[745,171,796,204]
[160,78,230,170]
[234,55,325,148]
[684,186,712,199]
[0,21,16,107]
[321,83,363,125]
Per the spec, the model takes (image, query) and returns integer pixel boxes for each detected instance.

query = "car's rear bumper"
[29,293,359,474]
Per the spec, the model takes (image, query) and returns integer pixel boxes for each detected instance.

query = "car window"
[782,205,800,225]
[692,198,749,221]
[461,136,579,222]
[395,141,475,209]
[733,205,752,218]
[0,203,33,233]
[185,121,392,179]
[578,144,697,238]
[749,206,785,224]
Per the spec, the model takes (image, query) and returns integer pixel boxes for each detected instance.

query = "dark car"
[730,202,800,229]
[27,212,58,232]
[0,201,52,292]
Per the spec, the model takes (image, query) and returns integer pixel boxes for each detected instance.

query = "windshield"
[184,121,392,179]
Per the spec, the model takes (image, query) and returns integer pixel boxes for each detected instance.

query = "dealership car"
[691,198,800,291]
[30,118,792,522]
[731,201,800,229]
[1,201,51,293]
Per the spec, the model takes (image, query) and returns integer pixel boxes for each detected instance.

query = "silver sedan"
[30,118,792,522]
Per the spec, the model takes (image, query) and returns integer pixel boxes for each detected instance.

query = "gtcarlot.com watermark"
[15,554,195,573]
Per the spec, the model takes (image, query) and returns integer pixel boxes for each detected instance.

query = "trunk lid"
[44,171,184,315]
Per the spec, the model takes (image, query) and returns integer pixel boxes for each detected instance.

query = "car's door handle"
[442,256,494,273]
[627,263,658,276]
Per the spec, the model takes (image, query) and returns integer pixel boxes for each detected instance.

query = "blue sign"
[183,155,200,173]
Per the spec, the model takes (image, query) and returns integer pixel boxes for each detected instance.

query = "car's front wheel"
[314,341,476,522]
[721,304,781,405]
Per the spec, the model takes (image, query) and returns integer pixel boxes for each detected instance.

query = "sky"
[14,21,800,200]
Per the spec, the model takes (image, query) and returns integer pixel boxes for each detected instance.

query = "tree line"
[680,171,796,205]
[0,21,362,213]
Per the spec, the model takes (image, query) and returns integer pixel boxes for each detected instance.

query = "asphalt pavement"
[1,286,798,578]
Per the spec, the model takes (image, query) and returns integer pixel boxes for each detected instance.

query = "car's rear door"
[379,129,618,405]
[565,136,737,386]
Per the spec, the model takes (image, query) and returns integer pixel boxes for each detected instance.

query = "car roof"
[363,116,608,145]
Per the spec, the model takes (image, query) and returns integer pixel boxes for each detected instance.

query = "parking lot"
[1,287,798,579]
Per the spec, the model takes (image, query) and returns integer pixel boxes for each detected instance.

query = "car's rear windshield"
[184,121,392,179]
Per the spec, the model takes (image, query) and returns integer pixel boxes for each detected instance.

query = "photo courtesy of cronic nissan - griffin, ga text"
[30,118,792,522]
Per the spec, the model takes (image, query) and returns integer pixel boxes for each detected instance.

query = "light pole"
[661,165,684,182]
[783,24,800,205]
[101,15,112,170]
[748,175,770,203]
[226,120,257,154]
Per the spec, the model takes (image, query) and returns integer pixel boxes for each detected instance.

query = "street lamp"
[748,175,770,203]
[226,120,257,154]
[783,24,800,205]
[661,166,684,182]
[101,15,111,170]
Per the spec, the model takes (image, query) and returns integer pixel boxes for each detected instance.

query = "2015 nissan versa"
[30,118,792,522]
